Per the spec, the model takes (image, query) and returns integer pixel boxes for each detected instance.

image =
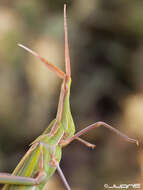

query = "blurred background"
[0,0,142,189]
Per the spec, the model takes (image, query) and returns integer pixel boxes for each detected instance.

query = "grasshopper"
[0,4,138,190]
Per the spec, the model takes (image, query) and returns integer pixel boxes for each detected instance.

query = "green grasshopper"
[0,4,138,190]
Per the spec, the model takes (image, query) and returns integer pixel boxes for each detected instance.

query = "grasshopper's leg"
[50,156,71,190]
[61,122,139,147]
[75,137,96,148]
[0,172,46,186]
[34,143,46,182]
[0,143,47,186]
[56,164,71,190]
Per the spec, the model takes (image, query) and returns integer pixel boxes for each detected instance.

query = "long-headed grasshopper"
[0,4,138,190]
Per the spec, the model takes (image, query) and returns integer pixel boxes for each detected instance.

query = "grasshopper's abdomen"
[2,118,64,190]
[2,142,62,190]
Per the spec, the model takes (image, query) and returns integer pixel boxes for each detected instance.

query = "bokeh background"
[0,0,142,189]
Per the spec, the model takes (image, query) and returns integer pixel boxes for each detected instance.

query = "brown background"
[0,0,142,189]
